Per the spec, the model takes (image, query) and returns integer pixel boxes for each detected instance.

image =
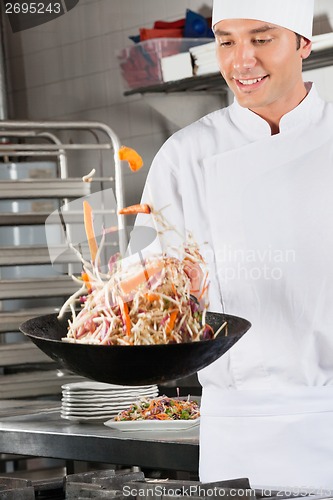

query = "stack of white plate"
[61,381,159,422]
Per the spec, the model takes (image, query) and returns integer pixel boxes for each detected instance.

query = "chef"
[137,0,333,489]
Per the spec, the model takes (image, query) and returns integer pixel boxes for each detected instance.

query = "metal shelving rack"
[0,120,125,398]
[124,46,333,96]
[121,47,333,128]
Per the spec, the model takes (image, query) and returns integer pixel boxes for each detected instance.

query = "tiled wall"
[309,0,333,102]
[3,0,333,204]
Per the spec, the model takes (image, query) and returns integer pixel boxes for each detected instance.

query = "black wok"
[20,312,251,385]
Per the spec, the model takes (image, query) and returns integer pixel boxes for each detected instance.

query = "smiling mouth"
[234,76,268,87]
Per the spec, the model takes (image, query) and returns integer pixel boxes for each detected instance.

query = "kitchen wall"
[3,0,333,205]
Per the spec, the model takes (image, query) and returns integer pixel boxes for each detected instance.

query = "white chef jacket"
[138,82,333,489]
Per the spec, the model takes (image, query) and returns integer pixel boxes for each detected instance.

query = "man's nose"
[233,43,256,70]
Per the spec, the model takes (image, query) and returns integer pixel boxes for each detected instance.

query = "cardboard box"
[161,51,193,82]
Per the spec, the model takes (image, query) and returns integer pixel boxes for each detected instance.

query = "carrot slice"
[118,146,143,172]
[83,201,98,263]
[155,413,171,420]
[118,204,151,215]
[145,293,160,302]
[166,310,178,334]
[119,262,165,295]
[198,271,209,301]
[81,272,92,293]
[198,284,209,302]
[118,297,131,336]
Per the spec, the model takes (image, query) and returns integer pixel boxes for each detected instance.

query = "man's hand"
[183,259,204,300]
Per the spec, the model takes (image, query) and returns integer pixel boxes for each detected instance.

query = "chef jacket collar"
[229,82,323,138]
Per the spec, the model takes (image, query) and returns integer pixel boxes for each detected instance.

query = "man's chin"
[235,95,258,108]
[234,90,267,109]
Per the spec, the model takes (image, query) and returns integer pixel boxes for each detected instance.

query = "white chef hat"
[212,0,314,40]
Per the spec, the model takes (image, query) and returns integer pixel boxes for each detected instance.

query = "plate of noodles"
[104,395,200,431]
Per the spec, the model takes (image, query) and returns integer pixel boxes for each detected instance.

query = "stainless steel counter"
[0,401,199,473]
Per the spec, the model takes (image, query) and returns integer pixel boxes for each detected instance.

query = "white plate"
[104,418,200,432]
[62,393,158,403]
[61,406,132,414]
[62,392,159,400]
[62,397,133,405]
[62,382,158,392]
[62,392,159,404]
[61,410,119,417]
[61,400,135,409]
[61,405,125,413]
[61,413,113,422]
[62,389,159,398]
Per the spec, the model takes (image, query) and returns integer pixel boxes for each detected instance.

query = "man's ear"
[300,37,312,59]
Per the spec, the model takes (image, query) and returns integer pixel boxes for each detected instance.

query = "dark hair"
[296,33,302,50]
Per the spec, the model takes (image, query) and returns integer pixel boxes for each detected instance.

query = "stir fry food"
[114,396,200,421]
[59,199,221,346]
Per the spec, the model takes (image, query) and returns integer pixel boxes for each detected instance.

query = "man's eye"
[254,38,272,45]
[219,41,232,47]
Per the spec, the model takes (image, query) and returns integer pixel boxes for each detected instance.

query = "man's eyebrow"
[214,29,232,36]
[214,25,278,36]
[249,25,278,34]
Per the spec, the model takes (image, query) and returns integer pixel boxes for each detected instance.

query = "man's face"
[214,18,312,117]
